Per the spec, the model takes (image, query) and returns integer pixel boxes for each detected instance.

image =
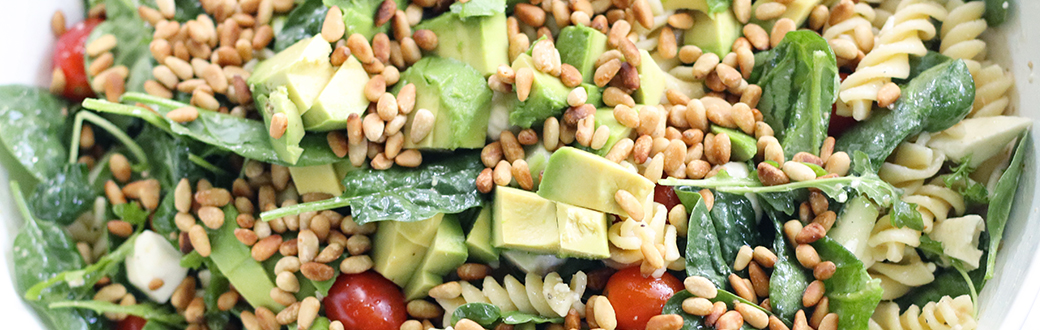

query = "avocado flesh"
[556,203,610,259]
[256,87,306,164]
[592,108,634,156]
[337,0,408,39]
[397,56,493,150]
[249,35,334,113]
[557,25,608,84]
[415,12,510,76]
[508,54,571,128]
[537,147,655,217]
[210,206,283,312]
[493,186,560,254]
[404,272,443,301]
[750,0,822,30]
[465,207,499,263]
[634,49,665,105]
[404,215,468,300]
[524,144,553,187]
[684,10,744,57]
[371,214,445,287]
[660,0,710,12]
[582,83,604,108]
[288,164,345,196]
[711,126,758,162]
[303,55,370,131]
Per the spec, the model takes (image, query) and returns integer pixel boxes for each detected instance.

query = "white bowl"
[2,0,1040,329]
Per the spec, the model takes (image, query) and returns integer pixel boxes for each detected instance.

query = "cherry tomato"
[53,18,102,101]
[654,185,681,211]
[116,315,147,330]
[324,270,407,330]
[604,267,685,330]
[828,72,857,137]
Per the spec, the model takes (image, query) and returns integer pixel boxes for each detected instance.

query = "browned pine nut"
[802,280,825,307]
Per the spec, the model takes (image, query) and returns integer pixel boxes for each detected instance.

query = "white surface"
[1,0,1039,329]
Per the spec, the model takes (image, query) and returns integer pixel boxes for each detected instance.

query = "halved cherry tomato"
[116,315,147,330]
[324,271,407,330]
[654,184,681,211]
[604,266,685,330]
[53,17,103,101]
[829,72,857,137]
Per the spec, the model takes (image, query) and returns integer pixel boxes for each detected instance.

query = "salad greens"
[767,211,811,322]
[984,131,1028,279]
[677,192,730,288]
[661,289,778,330]
[30,164,96,226]
[0,86,70,189]
[451,302,563,327]
[812,237,884,330]
[48,300,185,327]
[275,0,329,51]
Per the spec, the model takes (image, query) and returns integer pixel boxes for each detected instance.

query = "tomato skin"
[654,184,681,211]
[324,271,407,330]
[116,315,147,330]
[53,18,102,101]
[604,267,685,330]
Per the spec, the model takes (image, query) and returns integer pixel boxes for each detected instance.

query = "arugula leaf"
[113,202,149,227]
[811,237,884,330]
[30,164,96,226]
[135,125,205,189]
[451,0,506,19]
[49,300,186,326]
[0,85,70,188]
[940,155,990,206]
[985,131,1028,279]
[274,0,328,51]
[675,190,729,288]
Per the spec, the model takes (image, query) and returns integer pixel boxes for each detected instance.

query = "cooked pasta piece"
[870,295,977,330]
[902,180,966,234]
[929,214,985,270]
[866,215,921,267]
[434,272,589,325]
[869,248,937,299]
[822,2,878,67]
[940,0,987,74]
[879,141,946,194]
[970,63,1014,118]
[607,202,684,276]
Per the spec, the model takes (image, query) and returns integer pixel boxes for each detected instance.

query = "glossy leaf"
[811,237,883,330]
[49,300,186,326]
[0,85,70,187]
[661,290,769,330]
[274,0,328,51]
[30,164,96,226]
[985,131,1028,279]
[767,210,810,322]
[675,188,729,288]
[451,303,502,328]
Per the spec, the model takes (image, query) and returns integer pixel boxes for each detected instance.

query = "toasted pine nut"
[678,45,702,64]
[188,224,211,257]
[593,296,617,330]
[803,280,825,307]
[734,245,753,271]
[877,82,902,108]
[735,302,768,329]
[684,276,717,299]
[752,246,777,268]
[86,34,117,57]
[614,189,644,221]
[771,18,796,48]
[515,67,534,101]
[755,2,787,21]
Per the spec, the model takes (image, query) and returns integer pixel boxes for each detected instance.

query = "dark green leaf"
[675,188,729,288]
[136,125,205,189]
[30,164,95,226]
[274,0,328,51]
[49,300,186,326]
[918,234,946,261]
[500,311,564,324]
[940,155,990,206]
[892,52,952,85]
[978,0,1009,27]
[710,191,766,264]
[85,8,154,95]
[811,237,883,330]
[0,85,70,187]
[451,0,507,19]
[451,303,502,328]
[25,234,139,301]
[985,130,1028,279]
[767,212,810,322]
[151,192,180,239]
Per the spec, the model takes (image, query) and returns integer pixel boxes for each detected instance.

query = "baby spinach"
[25,233,139,301]
[85,0,155,96]
[262,152,485,224]
[451,302,562,327]
[676,189,729,288]
[984,130,1028,279]
[136,125,205,189]
[766,209,810,322]
[709,191,766,264]
[0,85,70,189]
[835,60,975,173]
[30,164,96,226]
[978,0,1009,27]
[49,300,186,327]
[749,31,838,159]
[811,237,883,330]
[275,0,329,51]
[892,52,952,85]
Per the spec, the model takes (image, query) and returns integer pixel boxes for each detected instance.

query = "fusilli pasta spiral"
[867,215,921,267]
[434,272,589,325]
[869,248,937,300]
[940,0,987,74]
[607,202,683,277]
[879,141,946,194]
[970,63,1014,118]
[822,2,878,67]
[838,0,947,120]
[869,295,977,330]
[902,180,966,234]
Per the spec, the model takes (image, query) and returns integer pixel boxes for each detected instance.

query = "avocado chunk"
[303,55,370,131]
[524,144,554,187]
[404,215,468,300]
[415,12,509,76]
[465,207,499,263]
[582,83,604,108]
[396,57,493,150]
[634,49,665,105]
[556,203,610,259]
[256,87,306,164]
[493,186,560,254]
[508,53,572,128]
[538,147,655,217]
[371,214,445,286]
[249,35,334,112]
[660,0,710,12]
[711,126,757,162]
[684,10,744,57]
[557,25,608,83]
[750,0,822,30]
[210,207,283,312]
[336,0,407,39]
[500,250,568,276]
[403,272,443,301]
[591,108,634,156]
[288,164,345,196]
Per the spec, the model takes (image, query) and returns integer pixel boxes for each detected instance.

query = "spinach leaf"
[49,300,186,327]
[976,0,1009,27]
[984,130,1028,279]
[451,303,502,328]
[767,210,810,322]
[136,125,204,189]
[260,152,486,224]
[835,60,975,173]
[811,237,883,330]
[151,192,180,239]
[451,0,506,19]
[892,52,952,85]
[675,188,729,288]
[748,31,838,159]
[662,290,771,330]
[85,1,154,95]
[501,311,564,324]
[275,0,328,51]
[25,234,139,301]
[710,191,766,264]
[30,164,96,226]
[0,85,70,188]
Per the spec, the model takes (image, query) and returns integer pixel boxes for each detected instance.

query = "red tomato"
[828,72,857,137]
[654,184,681,211]
[604,267,685,330]
[116,315,147,330]
[324,271,407,330]
[53,18,102,101]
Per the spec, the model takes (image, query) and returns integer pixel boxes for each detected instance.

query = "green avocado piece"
[556,203,610,259]
[288,164,345,196]
[591,108,634,156]
[711,126,758,162]
[524,144,553,187]
[660,0,710,12]
[684,10,744,57]
[256,87,306,164]
[493,186,560,254]
[210,207,283,312]
[537,147,655,217]
[557,25,608,84]
[508,54,571,128]
[634,49,665,105]
[415,12,509,76]
[749,0,822,30]
[582,83,604,108]
[303,55,370,131]
[403,272,443,301]
[248,35,334,113]
[416,214,468,276]
[334,0,407,39]
[371,214,445,286]
[465,207,499,263]
[396,56,493,150]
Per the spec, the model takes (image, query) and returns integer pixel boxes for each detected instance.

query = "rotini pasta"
[866,215,921,267]
[837,0,947,120]
[970,63,1014,118]
[434,272,589,326]
[822,2,878,68]
[879,141,946,194]
[940,0,987,74]
[869,249,937,300]
[869,295,977,330]
[607,202,684,277]
[902,180,966,234]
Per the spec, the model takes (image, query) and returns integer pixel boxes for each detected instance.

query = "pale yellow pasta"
[867,215,921,267]
[902,181,966,233]
[940,0,987,73]
[869,249,936,299]
[869,295,977,330]
[871,0,903,29]
[435,271,589,323]
[607,202,683,275]
[838,0,947,120]
[823,2,878,67]
[879,142,946,194]
[970,63,1014,117]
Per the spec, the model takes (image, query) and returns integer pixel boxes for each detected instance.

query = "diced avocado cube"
[684,10,744,57]
[537,147,655,217]
[465,207,499,263]
[634,49,665,105]
[416,214,468,276]
[524,144,553,188]
[500,250,567,275]
[493,186,560,254]
[660,0,711,12]
[303,55,370,131]
[210,207,283,312]
[582,83,604,108]
[338,0,407,39]
[333,161,362,180]
[415,12,510,76]
[750,0,822,30]
[508,54,571,128]
[256,87,306,164]
[591,108,634,156]
[288,164,344,196]
[397,57,493,150]
[556,203,610,259]
[249,35,334,113]
[371,214,445,286]
[711,126,758,162]
[403,272,443,301]
[557,25,608,83]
